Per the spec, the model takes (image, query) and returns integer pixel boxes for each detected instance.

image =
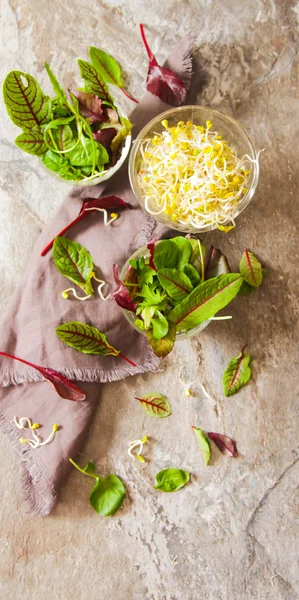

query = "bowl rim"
[128,104,259,232]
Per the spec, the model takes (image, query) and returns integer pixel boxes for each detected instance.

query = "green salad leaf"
[154,468,190,492]
[171,236,192,268]
[134,392,171,418]
[192,427,211,465]
[52,237,94,295]
[147,322,176,357]
[15,131,47,156]
[45,63,67,103]
[56,321,120,357]
[89,46,123,88]
[205,246,231,280]
[169,273,243,331]
[222,345,251,397]
[3,70,51,130]
[70,459,125,517]
[183,263,200,286]
[78,59,113,104]
[239,249,263,287]
[157,268,193,302]
[151,310,169,339]
[153,239,178,270]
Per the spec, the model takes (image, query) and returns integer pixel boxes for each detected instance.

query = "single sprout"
[138,119,258,230]
[84,207,119,226]
[62,273,111,302]
[61,288,92,301]
[128,436,149,467]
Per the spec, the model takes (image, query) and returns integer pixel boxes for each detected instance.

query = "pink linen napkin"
[0,35,194,515]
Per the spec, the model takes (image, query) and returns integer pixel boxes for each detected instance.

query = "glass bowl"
[40,131,131,187]
[128,105,259,233]
[120,244,211,340]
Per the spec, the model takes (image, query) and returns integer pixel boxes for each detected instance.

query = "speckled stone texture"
[0,1,298,599]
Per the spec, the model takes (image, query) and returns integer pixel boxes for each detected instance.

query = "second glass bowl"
[129,105,259,233]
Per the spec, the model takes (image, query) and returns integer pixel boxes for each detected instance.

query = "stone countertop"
[0,1,298,599]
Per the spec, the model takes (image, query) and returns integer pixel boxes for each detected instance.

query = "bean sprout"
[137,119,257,230]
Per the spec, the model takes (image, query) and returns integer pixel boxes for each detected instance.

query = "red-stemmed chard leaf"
[41,196,132,256]
[222,344,251,397]
[113,264,137,313]
[139,24,187,106]
[208,432,237,457]
[147,239,157,271]
[0,351,85,402]
[72,91,106,123]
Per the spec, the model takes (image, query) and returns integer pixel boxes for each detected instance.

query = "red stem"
[40,214,84,256]
[0,351,37,370]
[241,344,248,354]
[118,353,137,367]
[139,24,156,63]
[120,87,138,104]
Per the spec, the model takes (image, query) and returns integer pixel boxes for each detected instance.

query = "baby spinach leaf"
[52,237,94,295]
[68,136,109,167]
[153,240,178,271]
[222,345,251,397]
[208,432,237,456]
[90,475,125,516]
[134,392,171,418]
[15,130,47,156]
[192,427,211,465]
[70,459,125,517]
[157,268,193,302]
[151,310,169,339]
[239,249,263,287]
[183,263,200,286]
[205,246,231,280]
[171,236,192,268]
[89,46,123,88]
[3,70,51,130]
[56,322,120,357]
[51,124,75,152]
[147,322,176,358]
[78,59,113,104]
[169,274,243,332]
[154,468,190,492]
[42,149,70,174]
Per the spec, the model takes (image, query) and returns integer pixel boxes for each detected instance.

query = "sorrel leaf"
[192,427,211,465]
[157,268,193,302]
[52,237,94,296]
[134,393,171,418]
[3,71,51,130]
[0,351,85,402]
[239,249,263,287]
[140,24,187,106]
[89,46,123,87]
[15,130,47,156]
[205,246,231,280]
[147,322,176,357]
[208,432,237,457]
[153,240,178,271]
[113,264,137,312]
[70,459,125,516]
[56,321,120,357]
[238,268,267,295]
[171,236,192,268]
[222,345,251,397]
[169,274,243,332]
[78,59,113,103]
[151,310,169,339]
[154,468,190,492]
[41,195,131,256]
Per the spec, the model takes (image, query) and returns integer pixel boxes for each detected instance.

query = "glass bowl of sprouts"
[129,106,259,233]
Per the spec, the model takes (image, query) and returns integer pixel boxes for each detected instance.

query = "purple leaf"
[208,432,237,457]
[140,24,187,107]
[73,91,106,123]
[0,351,85,402]
[92,127,117,149]
[113,264,137,312]
[205,246,231,280]
[147,238,157,271]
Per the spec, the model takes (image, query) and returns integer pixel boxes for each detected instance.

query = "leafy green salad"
[3,46,132,182]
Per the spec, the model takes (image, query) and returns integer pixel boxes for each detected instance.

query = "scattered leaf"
[135,392,171,418]
[239,249,263,287]
[222,345,251,397]
[208,432,237,457]
[52,237,94,295]
[154,468,190,492]
[70,459,125,516]
[56,321,119,357]
[192,427,211,465]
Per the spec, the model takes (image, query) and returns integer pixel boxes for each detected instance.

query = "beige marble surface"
[0,1,299,599]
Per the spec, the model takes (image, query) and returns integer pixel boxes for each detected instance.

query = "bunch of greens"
[114,238,264,358]
[3,47,133,182]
